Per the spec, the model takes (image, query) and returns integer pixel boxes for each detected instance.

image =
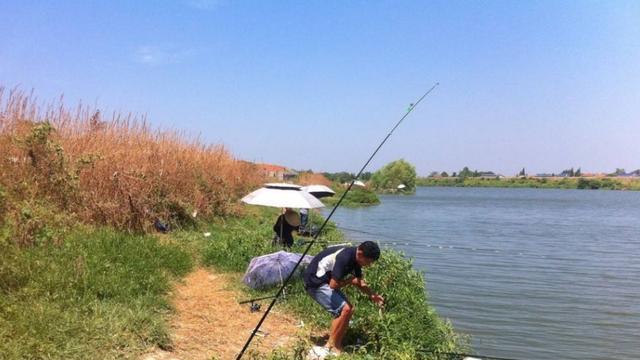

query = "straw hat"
[284,209,301,226]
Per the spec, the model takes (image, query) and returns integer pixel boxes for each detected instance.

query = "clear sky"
[1,1,638,176]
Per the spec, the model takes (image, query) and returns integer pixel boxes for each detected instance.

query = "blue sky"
[1,1,638,176]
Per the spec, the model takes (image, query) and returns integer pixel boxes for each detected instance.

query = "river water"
[325,187,640,360]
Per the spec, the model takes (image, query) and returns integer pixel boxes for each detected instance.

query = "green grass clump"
[323,187,381,208]
[200,208,338,272]
[0,228,192,359]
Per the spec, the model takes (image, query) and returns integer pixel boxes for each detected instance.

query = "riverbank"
[0,208,465,359]
[0,90,462,358]
[180,208,466,358]
[416,176,640,191]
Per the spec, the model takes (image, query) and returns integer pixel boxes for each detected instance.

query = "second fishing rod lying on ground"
[235,82,440,359]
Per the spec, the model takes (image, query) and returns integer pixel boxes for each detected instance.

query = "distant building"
[478,171,504,179]
[535,173,555,178]
[257,163,298,181]
[619,169,640,177]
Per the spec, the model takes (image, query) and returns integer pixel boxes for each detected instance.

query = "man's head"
[355,241,380,267]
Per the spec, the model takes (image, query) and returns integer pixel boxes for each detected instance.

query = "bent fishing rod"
[235,82,440,359]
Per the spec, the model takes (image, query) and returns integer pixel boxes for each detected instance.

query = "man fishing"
[303,241,385,355]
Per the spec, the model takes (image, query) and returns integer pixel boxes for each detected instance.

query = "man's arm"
[329,276,385,307]
[328,276,353,290]
[350,278,385,308]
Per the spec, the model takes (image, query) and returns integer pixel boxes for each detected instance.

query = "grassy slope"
[0,227,192,359]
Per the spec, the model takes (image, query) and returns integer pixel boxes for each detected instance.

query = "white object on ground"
[463,357,482,360]
[203,232,211,237]
[306,346,337,360]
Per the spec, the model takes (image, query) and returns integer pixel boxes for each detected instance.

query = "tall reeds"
[0,87,263,243]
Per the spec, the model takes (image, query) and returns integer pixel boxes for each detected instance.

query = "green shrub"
[370,159,417,194]
[9,200,78,247]
[324,186,380,208]
[19,122,80,210]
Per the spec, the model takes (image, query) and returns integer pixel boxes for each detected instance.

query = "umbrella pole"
[280,208,284,247]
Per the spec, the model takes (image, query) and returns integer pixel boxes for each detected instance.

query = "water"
[324,187,640,360]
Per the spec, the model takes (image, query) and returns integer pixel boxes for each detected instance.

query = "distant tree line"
[422,166,640,179]
[426,166,498,179]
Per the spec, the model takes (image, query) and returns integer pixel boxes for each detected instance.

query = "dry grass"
[297,172,332,186]
[0,87,263,242]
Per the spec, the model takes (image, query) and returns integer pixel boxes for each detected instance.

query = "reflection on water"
[325,187,640,360]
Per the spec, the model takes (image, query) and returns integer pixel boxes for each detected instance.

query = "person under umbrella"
[241,183,324,247]
[273,208,300,247]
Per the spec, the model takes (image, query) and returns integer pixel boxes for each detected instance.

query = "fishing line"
[337,225,579,262]
[235,82,440,359]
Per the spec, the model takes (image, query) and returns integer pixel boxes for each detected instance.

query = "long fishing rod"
[235,82,440,359]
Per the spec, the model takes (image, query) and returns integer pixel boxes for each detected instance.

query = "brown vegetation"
[0,87,263,245]
[297,172,332,186]
[142,268,302,360]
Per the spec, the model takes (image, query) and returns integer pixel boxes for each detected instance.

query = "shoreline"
[415,177,640,191]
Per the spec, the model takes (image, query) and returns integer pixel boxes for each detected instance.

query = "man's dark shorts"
[305,284,348,318]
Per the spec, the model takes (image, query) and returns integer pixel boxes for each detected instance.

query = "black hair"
[358,241,380,261]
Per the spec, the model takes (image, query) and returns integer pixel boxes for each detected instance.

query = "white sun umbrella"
[301,184,335,199]
[241,183,325,209]
[242,183,324,247]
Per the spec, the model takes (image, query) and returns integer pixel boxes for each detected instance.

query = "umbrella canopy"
[241,183,325,209]
[302,184,336,199]
[264,183,302,190]
[242,250,314,289]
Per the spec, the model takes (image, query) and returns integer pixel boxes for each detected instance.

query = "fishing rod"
[235,82,440,359]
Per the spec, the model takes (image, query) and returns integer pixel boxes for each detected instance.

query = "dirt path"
[142,268,304,360]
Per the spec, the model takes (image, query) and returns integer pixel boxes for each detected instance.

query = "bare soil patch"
[142,268,303,360]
